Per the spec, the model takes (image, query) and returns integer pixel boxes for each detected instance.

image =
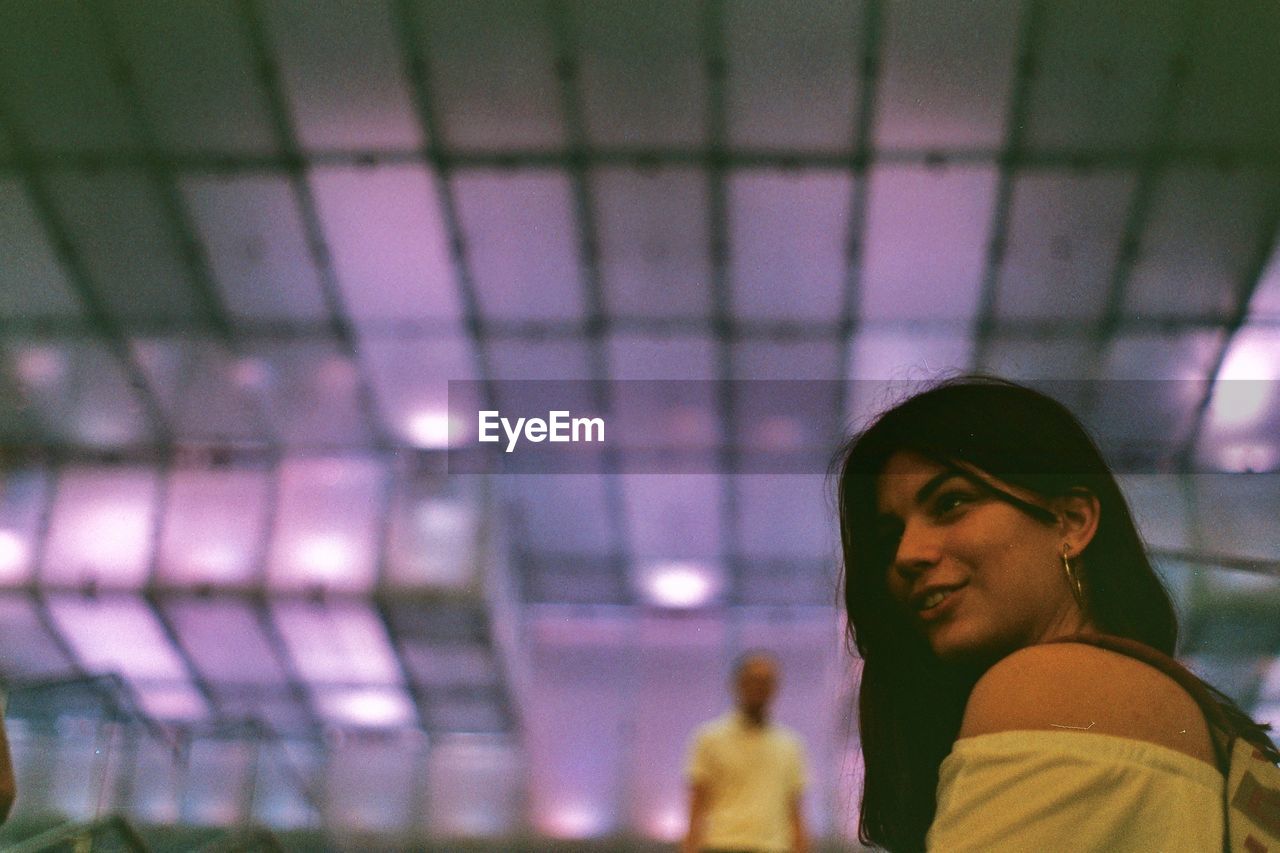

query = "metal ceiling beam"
[389,0,498,390]
[1,312,1268,345]
[970,0,1044,369]
[1174,183,1280,469]
[139,456,225,721]
[368,454,431,732]
[8,145,1280,174]
[698,0,744,607]
[1082,0,1210,392]
[0,112,173,447]
[834,0,885,422]
[84,0,282,453]
[247,459,324,733]
[545,0,634,604]
[237,0,393,452]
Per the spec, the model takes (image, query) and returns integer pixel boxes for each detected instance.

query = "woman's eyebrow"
[914,469,962,505]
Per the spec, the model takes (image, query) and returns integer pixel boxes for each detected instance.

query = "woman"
[833,376,1277,851]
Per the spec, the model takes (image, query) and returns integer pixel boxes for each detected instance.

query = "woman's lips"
[916,584,965,622]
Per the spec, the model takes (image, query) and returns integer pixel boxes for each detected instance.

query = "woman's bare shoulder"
[957,642,1217,766]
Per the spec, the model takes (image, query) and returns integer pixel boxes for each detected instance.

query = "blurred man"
[683,651,808,853]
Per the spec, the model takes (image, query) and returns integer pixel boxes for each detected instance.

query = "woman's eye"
[932,491,971,515]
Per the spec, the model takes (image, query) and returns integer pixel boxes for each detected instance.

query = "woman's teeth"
[921,589,952,610]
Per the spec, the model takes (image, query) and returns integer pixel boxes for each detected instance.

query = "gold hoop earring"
[1062,543,1086,609]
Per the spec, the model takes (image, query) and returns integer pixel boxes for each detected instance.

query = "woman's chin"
[927,625,1005,667]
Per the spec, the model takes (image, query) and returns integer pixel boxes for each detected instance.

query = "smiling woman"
[833,376,1279,852]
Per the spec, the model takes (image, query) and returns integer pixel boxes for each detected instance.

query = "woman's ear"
[1052,488,1101,556]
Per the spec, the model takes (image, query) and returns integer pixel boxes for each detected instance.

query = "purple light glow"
[1211,332,1279,429]
[293,534,354,581]
[406,410,454,449]
[49,596,187,681]
[1218,442,1280,473]
[14,344,66,387]
[640,560,718,608]
[135,683,208,722]
[317,686,415,728]
[44,467,157,588]
[0,530,29,583]
[538,805,608,839]
[644,807,685,842]
[273,600,402,686]
[158,467,268,587]
[268,457,383,592]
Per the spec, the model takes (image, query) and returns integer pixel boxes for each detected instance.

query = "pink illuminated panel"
[48,596,186,681]
[267,457,385,592]
[166,599,288,686]
[506,475,615,554]
[425,736,523,837]
[1124,168,1273,322]
[247,340,372,448]
[729,170,852,323]
[847,327,972,379]
[574,0,706,147]
[6,339,156,448]
[184,738,253,825]
[310,164,461,327]
[360,334,477,449]
[995,170,1136,324]
[526,614,630,838]
[315,687,417,730]
[385,474,481,590]
[180,175,329,323]
[861,164,998,322]
[1200,328,1280,472]
[725,0,860,152]
[272,599,402,686]
[737,475,835,561]
[158,466,270,588]
[0,594,74,678]
[132,338,271,444]
[322,732,423,829]
[630,615,723,840]
[874,0,1019,148]
[594,167,711,322]
[422,0,565,151]
[0,465,49,586]
[264,0,422,151]
[622,475,722,562]
[112,1,274,154]
[453,170,585,323]
[43,466,158,589]
[0,180,83,321]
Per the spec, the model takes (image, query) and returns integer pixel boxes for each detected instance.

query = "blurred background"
[0,0,1278,849]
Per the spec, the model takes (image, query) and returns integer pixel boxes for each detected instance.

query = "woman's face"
[874,451,1088,663]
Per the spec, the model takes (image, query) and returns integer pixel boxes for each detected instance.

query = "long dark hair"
[833,377,1271,851]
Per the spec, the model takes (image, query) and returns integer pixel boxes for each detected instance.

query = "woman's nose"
[892,519,941,577]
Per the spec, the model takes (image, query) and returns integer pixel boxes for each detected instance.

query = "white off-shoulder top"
[926,730,1224,852]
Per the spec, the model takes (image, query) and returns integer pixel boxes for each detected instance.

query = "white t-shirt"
[927,730,1225,851]
[686,711,807,853]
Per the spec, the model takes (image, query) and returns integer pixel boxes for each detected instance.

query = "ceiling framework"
[0,0,1277,844]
